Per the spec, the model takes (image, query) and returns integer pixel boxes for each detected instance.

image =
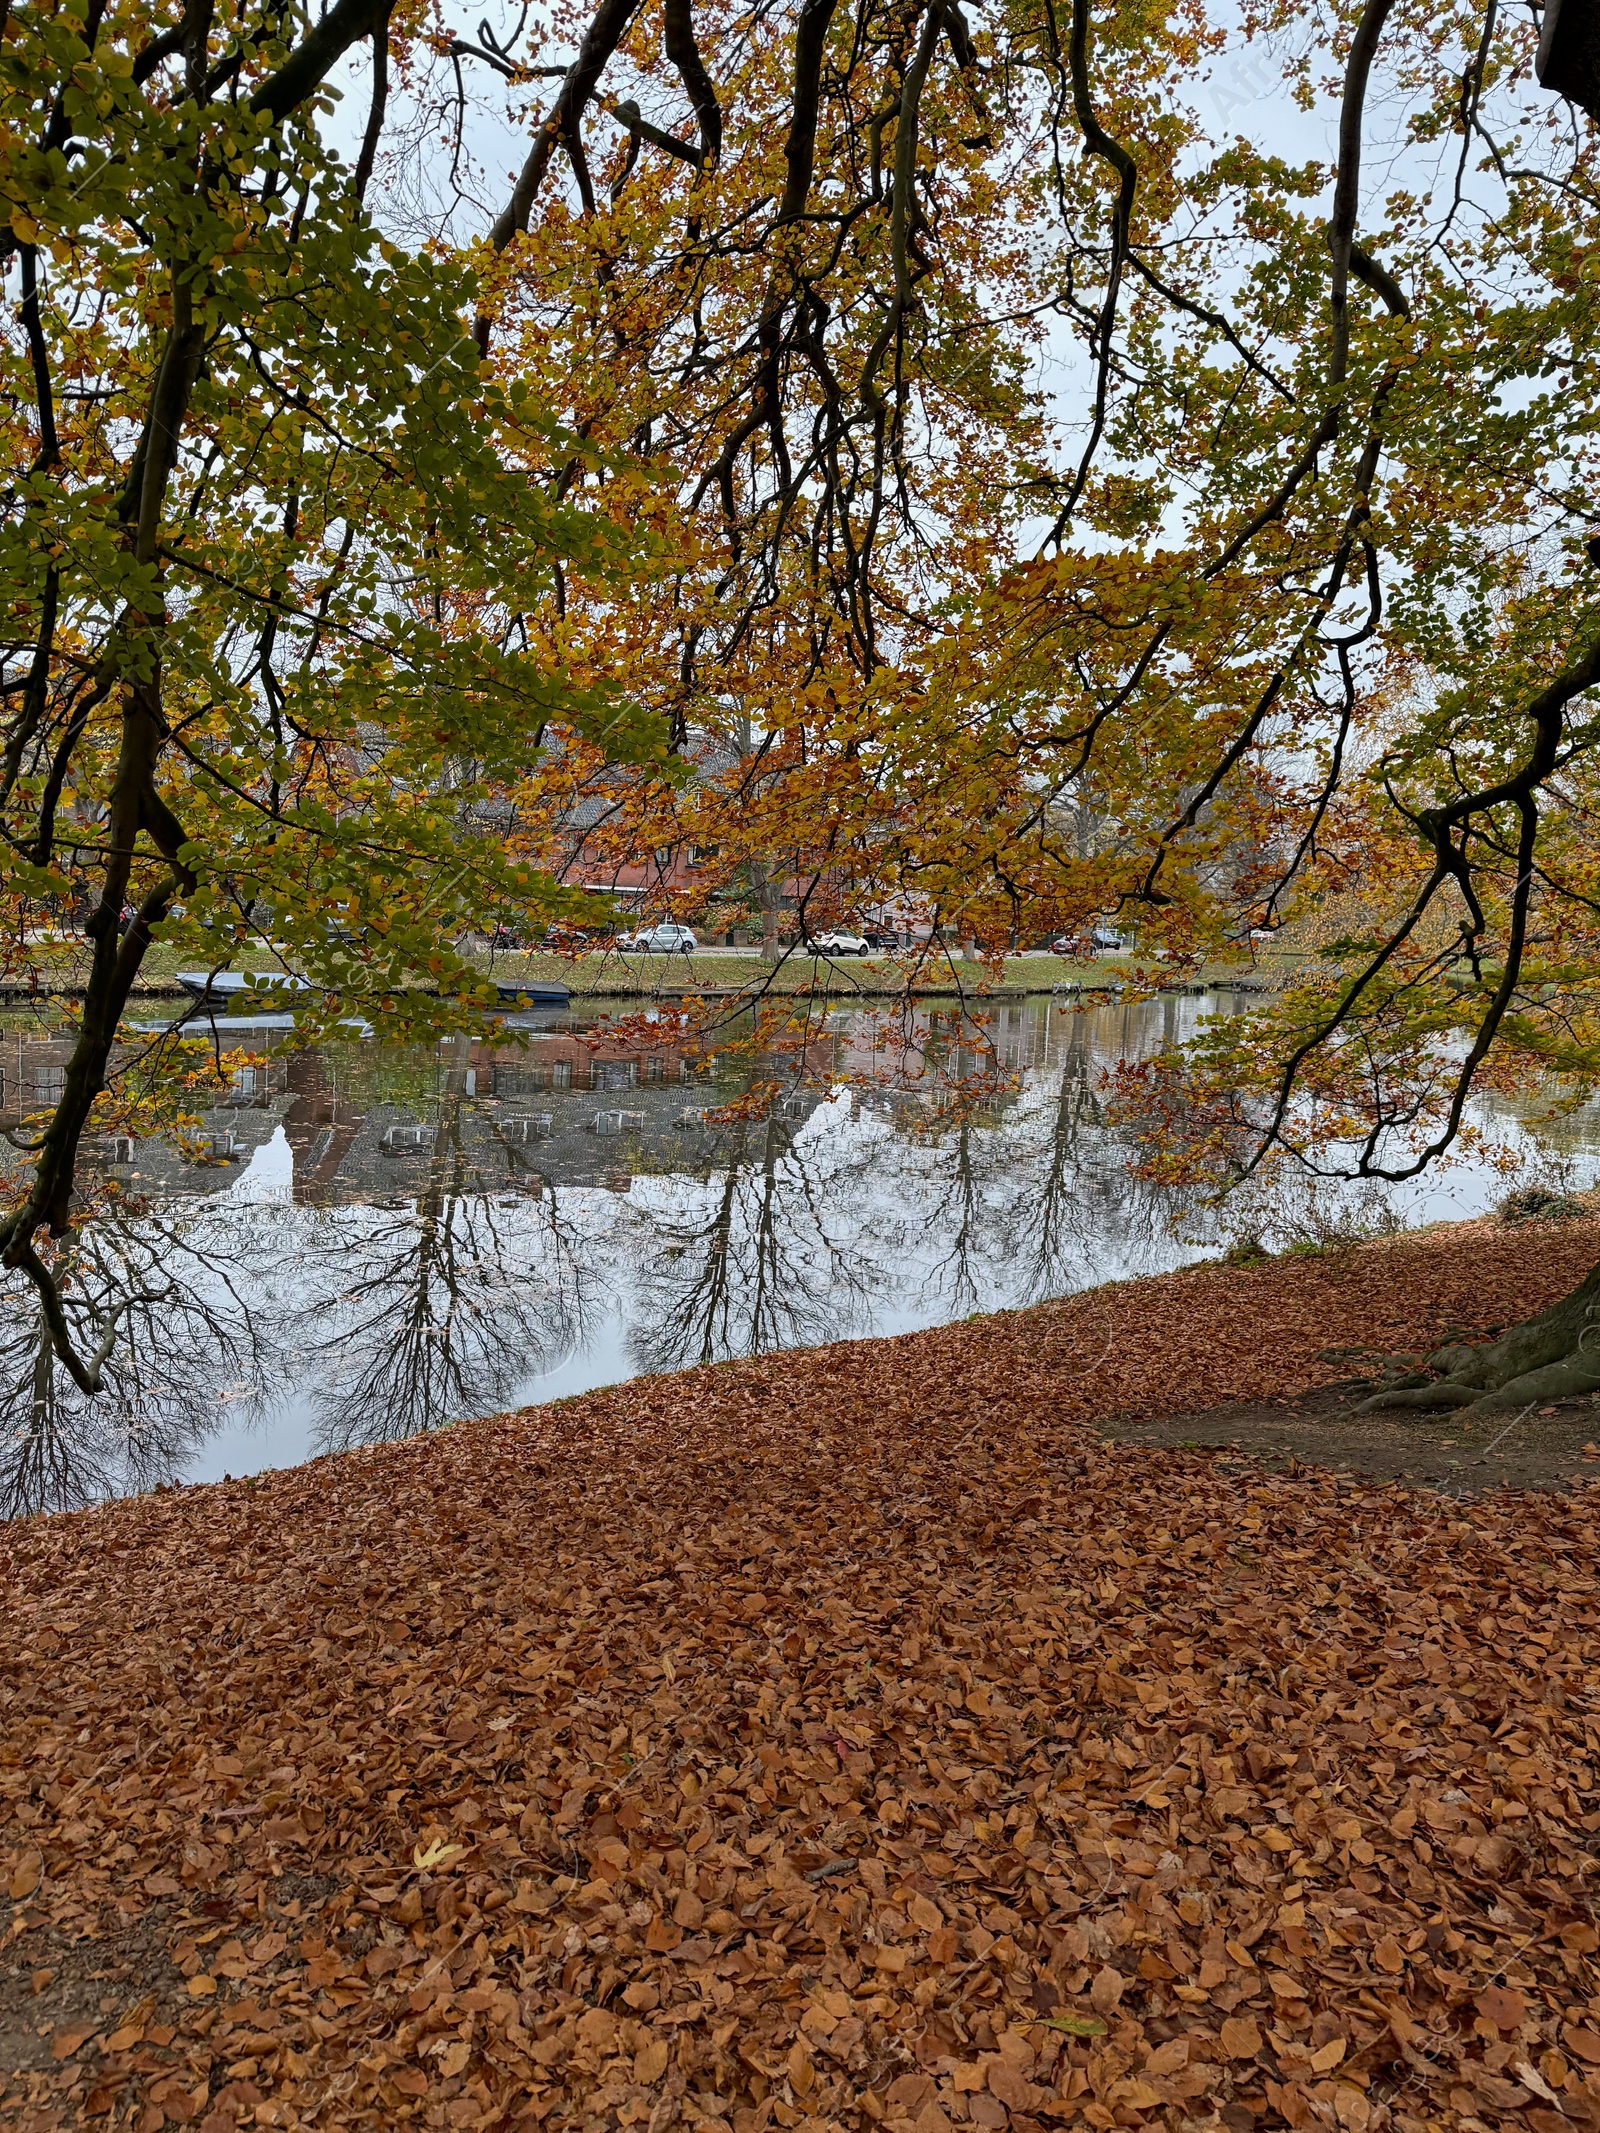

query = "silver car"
[621,922,697,954]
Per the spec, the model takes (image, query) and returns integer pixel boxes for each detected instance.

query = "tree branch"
[250,0,393,124]
[1329,0,1400,389]
[354,15,391,202]
[664,0,722,162]
[484,0,645,254]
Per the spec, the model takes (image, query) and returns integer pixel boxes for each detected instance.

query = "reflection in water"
[291,1099,608,1452]
[623,1106,887,1374]
[0,1211,279,1518]
[0,991,1583,1514]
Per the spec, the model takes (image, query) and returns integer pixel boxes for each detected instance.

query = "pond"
[0,988,1589,1516]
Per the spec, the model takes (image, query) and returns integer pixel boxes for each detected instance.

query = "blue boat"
[493,977,571,1007]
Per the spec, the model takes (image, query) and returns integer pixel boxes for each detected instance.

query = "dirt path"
[1103,1380,1600,1495]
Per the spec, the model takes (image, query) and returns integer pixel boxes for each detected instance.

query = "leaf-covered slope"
[2,1220,1599,2131]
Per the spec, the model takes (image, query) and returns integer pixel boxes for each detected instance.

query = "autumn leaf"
[411,1839,464,1871]
[2,1215,1597,2133]
[1475,1985,1527,2032]
[1089,1964,1126,2013]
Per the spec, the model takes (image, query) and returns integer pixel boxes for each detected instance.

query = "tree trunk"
[1360,1255,1600,1415]
[751,859,782,964]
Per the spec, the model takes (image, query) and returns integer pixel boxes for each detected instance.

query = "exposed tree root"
[1357,1255,1600,1415]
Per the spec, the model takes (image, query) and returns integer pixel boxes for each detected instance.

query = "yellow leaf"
[1043,2015,1105,2037]
[412,1838,464,1871]
[1312,2039,1348,2072]
[186,1974,217,1997]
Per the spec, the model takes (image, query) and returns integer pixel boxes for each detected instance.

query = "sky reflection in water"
[1,989,1590,1516]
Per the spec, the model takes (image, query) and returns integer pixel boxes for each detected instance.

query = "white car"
[620,922,697,954]
[805,930,871,957]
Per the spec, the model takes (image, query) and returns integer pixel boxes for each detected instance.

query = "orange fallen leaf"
[2,1217,1598,2133]
[1476,1985,1526,2031]
[1088,1964,1126,2013]
[986,2061,1033,2108]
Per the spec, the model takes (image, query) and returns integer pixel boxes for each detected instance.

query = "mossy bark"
[1359,1255,1600,1414]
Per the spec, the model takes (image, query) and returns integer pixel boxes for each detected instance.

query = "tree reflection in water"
[1011,1019,1191,1301]
[0,1009,1223,1513]
[0,989,1493,1516]
[622,1105,886,1374]
[293,1099,607,1455]
[0,1209,281,1519]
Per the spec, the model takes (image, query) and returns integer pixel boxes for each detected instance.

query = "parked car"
[1048,926,1127,954]
[860,925,900,950]
[619,922,697,954]
[804,930,872,957]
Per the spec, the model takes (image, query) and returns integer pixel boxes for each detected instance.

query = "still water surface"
[1,989,1589,1516]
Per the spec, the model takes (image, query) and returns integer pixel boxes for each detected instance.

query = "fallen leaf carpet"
[2,1218,1598,2133]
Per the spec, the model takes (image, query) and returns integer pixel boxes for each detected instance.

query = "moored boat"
[492,977,571,1006]
[175,970,310,1003]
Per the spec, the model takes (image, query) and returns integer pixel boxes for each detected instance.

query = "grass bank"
[3,1217,1598,2130]
[0,943,1267,1002]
